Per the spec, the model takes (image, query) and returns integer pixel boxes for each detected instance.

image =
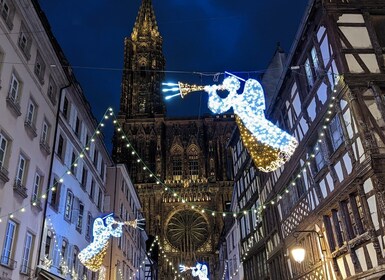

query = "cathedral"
[112,0,235,279]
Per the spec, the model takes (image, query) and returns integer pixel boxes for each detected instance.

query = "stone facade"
[112,1,235,279]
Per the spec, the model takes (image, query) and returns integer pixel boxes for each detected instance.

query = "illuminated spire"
[131,0,162,42]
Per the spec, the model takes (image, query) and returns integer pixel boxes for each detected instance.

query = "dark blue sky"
[38,0,308,143]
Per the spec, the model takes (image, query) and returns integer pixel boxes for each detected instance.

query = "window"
[50,178,61,210]
[0,132,8,168]
[97,188,103,210]
[86,213,92,240]
[304,47,320,89]
[81,167,88,189]
[18,23,31,59]
[1,220,17,266]
[32,172,41,202]
[100,159,105,179]
[63,96,69,119]
[41,121,50,145]
[75,116,81,137]
[44,231,52,257]
[26,99,36,125]
[20,232,33,274]
[85,133,90,149]
[76,202,84,232]
[188,155,199,181]
[93,149,99,167]
[8,73,20,102]
[70,152,77,175]
[57,134,65,161]
[15,154,27,186]
[90,179,95,201]
[172,156,182,181]
[314,143,325,172]
[329,116,344,151]
[47,77,57,105]
[72,247,79,274]
[64,190,74,221]
[34,51,45,83]
[60,239,68,261]
[0,0,14,29]
[0,0,9,21]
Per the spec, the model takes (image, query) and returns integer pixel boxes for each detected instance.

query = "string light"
[1,70,337,231]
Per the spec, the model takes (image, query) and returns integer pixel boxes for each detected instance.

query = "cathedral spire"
[131,0,162,43]
[118,0,165,118]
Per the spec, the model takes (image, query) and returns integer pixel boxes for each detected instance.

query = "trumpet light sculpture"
[78,214,145,271]
[165,76,298,172]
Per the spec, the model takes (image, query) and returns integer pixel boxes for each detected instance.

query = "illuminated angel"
[179,262,209,280]
[78,215,123,271]
[204,76,298,172]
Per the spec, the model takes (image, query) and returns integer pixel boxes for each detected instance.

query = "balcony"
[0,255,17,270]
[13,180,28,198]
[6,95,21,117]
[39,138,51,156]
[0,164,9,183]
[31,198,43,211]
[24,120,37,139]
[20,265,34,276]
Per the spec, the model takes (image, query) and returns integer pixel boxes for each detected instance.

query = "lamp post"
[290,230,324,264]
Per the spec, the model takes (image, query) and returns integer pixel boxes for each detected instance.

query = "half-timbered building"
[227,0,385,279]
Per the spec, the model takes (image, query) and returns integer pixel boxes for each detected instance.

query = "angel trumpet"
[162,82,225,100]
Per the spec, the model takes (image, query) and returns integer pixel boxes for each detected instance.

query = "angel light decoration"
[179,262,209,280]
[78,213,144,271]
[163,74,298,172]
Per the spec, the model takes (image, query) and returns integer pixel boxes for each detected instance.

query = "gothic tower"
[113,1,235,279]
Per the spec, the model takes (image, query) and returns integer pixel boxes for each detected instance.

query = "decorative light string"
[0,108,112,221]
[108,72,342,221]
[221,261,228,280]
[117,237,155,280]
[152,236,185,280]
[45,216,80,279]
[0,71,344,276]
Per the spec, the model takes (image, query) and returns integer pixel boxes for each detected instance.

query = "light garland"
[0,108,113,221]
[0,69,341,248]
[45,216,78,278]
[152,236,184,279]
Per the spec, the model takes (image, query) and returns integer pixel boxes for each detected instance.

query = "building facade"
[0,0,68,279]
[104,164,148,280]
[112,0,235,279]
[227,0,385,279]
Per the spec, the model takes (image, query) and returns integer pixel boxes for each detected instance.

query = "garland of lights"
[45,216,88,279]
[0,72,343,242]
[163,73,298,172]
[0,108,113,222]
[117,238,157,280]
[154,236,184,279]
[78,213,145,272]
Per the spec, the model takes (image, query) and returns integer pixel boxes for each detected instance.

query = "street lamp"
[291,245,306,263]
[291,230,324,264]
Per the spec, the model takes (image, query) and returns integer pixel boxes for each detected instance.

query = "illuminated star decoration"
[78,213,145,272]
[163,74,298,172]
[179,262,209,280]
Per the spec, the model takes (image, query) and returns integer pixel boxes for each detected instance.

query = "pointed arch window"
[187,145,199,181]
[171,145,183,181]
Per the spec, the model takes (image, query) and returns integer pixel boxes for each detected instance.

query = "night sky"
[38,0,309,148]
